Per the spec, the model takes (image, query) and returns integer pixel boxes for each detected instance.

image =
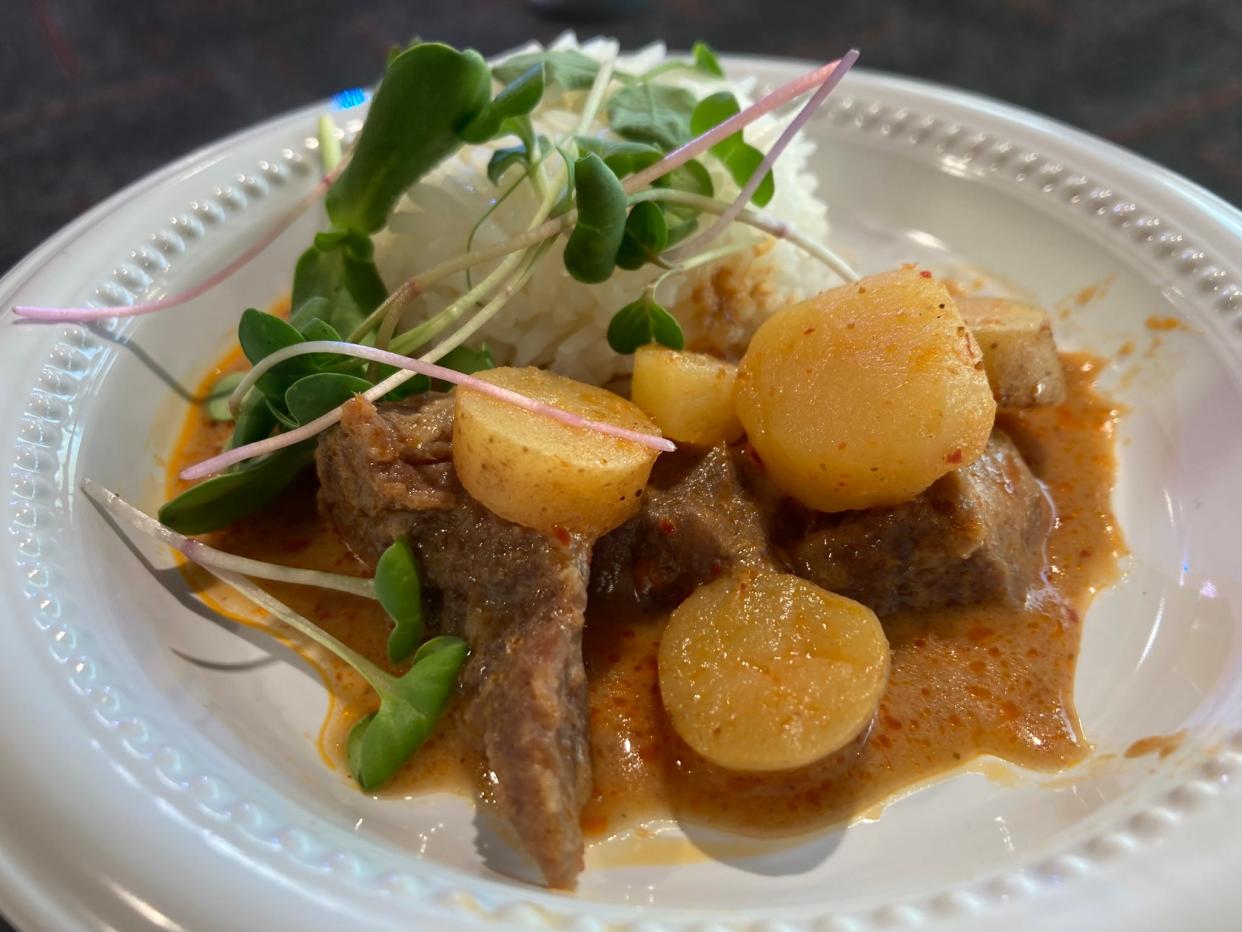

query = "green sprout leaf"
[573,137,662,178]
[458,63,545,144]
[226,389,277,451]
[266,398,300,429]
[158,441,317,534]
[487,134,547,186]
[640,40,726,82]
[347,636,469,790]
[615,201,669,271]
[689,91,774,207]
[238,309,318,398]
[692,41,724,77]
[488,142,532,185]
[605,82,698,151]
[655,158,715,245]
[563,152,628,284]
[290,231,388,336]
[607,293,685,354]
[327,42,492,233]
[205,372,244,422]
[493,49,598,90]
[658,158,715,198]
[503,113,537,152]
[374,538,424,663]
[284,372,374,425]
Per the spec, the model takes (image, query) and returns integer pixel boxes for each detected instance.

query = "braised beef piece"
[593,431,1049,619]
[316,394,591,889]
[315,391,1051,888]
[590,444,777,607]
[785,430,1052,616]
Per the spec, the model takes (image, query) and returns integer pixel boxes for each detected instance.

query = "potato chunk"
[735,269,996,512]
[631,345,744,446]
[658,571,890,772]
[956,296,1066,407]
[453,367,660,536]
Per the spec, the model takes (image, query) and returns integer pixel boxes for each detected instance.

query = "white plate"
[2,54,1242,931]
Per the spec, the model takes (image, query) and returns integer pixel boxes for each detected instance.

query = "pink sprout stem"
[504,55,857,250]
[622,54,851,195]
[180,341,673,480]
[670,49,859,261]
[14,159,347,322]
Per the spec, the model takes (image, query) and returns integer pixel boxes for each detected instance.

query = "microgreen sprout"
[185,336,673,479]
[84,478,459,790]
[31,41,861,532]
[670,49,859,261]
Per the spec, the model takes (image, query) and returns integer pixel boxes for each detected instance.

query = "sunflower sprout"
[629,188,859,282]
[82,478,376,599]
[189,340,671,479]
[670,49,859,261]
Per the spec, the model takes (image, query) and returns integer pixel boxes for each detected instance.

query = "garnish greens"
[88,478,458,791]
[47,42,861,783]
[150,39,856,500]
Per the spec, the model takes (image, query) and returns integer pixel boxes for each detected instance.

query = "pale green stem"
[628,189,859,282]
[81,479,386,688]
[575,45,618,136]
[317,115,342,173]
[649,237,762,303]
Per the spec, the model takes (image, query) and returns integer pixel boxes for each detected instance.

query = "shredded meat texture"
[317,394,591,888]
[785,430,1052,616]
[315,393,1052,889]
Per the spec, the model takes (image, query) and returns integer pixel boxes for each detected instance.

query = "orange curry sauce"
[170,340,1122,839]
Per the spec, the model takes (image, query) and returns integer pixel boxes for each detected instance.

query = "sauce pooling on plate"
[169,344,1122,841]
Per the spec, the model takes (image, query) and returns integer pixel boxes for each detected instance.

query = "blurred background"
[4,0,1242,272]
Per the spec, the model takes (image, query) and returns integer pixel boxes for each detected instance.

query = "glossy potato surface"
[453,367,660,536]
[658,571,890,772]
[631,345,744,446]
[735,269,996,511]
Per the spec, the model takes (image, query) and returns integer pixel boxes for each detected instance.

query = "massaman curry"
[168,270,1122,888]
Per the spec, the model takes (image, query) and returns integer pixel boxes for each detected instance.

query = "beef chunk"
[786,430,1051,616]
[315,393,457,564]
[316,394,590,888]
[591,444,776,607]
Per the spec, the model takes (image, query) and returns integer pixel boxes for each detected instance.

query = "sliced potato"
[453,366,660,536]
[735,269,996,512]
[631,345,744,446]
[659,571,890,771]
[956,296,1066,407]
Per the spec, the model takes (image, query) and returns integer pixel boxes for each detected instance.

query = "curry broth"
[169,350,1121,838]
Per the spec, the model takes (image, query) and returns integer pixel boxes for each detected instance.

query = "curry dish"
[169,281,1121,887]
[47,39,1126,892]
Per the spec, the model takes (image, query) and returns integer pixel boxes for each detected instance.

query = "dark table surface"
[5,0,1242,277]
[2,0,1240,927]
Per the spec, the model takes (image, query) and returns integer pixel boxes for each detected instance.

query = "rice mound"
[372,34,836,386]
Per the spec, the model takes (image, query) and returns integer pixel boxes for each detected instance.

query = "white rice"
[372,34,836,385]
